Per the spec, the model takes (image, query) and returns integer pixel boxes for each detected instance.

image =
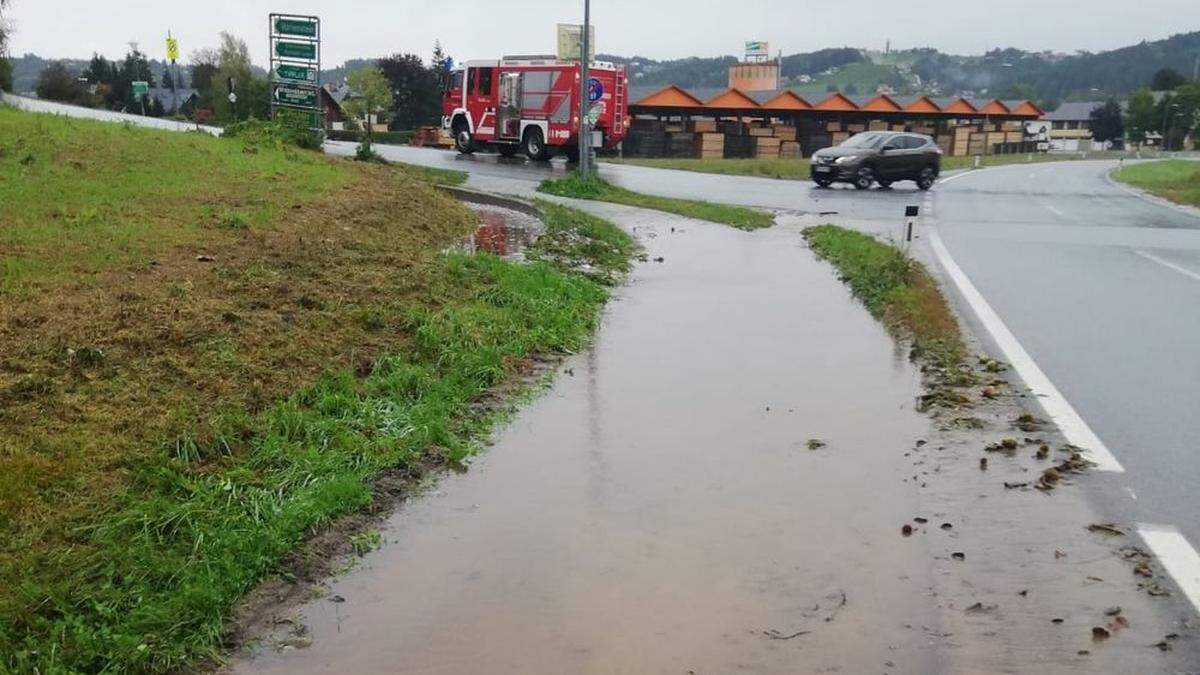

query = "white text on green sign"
[273,85,317,108]
[275,64,317,84]
[275,18,317,37]
[275,41,317,60]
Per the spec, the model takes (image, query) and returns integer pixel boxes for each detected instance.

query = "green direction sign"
[131,81,150,96]
[275,17,317,37]
[275,41,316,60]
[275,64,317,84]
[273,84,317,108]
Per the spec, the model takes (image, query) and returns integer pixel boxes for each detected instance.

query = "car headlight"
[834,155,858,164]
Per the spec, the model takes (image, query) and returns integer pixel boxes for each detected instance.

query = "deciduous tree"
[344,66,394,140]
[1124,88,1157,144]
[1150,68,1187,91]
[1089,99,1124,145]
[35,61,86,103]
[378,52,439,131]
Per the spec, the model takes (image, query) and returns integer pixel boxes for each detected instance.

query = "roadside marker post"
[905,205,919,243]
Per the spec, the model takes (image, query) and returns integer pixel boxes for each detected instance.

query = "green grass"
[1113,159,1200,207]
[0,108,634,672]
[530,200,639,285]
[0,107,347,295]
[803,225,966,374]
[605,157,811,181]
[538,171,774,230]
[397,163,468,187]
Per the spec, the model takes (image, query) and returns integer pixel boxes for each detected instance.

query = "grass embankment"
[0,107,633,672]
[605,157,811,181]
[538,170,774,230]
[608,150,1165,182]
[1113,159,1200,207]
[803,225,967,377]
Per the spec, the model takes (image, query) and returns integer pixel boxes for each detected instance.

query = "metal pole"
[578,0,591,174]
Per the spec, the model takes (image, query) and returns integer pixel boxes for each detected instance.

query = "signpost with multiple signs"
[269,13,322,129]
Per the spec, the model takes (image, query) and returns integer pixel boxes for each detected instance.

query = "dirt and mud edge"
[211,192,597,666]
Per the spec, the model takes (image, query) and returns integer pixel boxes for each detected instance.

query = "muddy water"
[234,206,943,674]
[458,204,544,260]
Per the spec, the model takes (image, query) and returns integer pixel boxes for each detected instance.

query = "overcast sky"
[6,0,1200,66]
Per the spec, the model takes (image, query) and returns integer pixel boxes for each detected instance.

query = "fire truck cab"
[442,56,629,162]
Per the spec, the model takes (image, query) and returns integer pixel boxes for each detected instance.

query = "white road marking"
[1138,524,1200,614]
[937,171,974,185]
[926,227,1125,472]
[1043,203,1066,218]
[1135,249,1200,283]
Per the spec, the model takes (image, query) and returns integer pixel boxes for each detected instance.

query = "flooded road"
[234,206,945,674]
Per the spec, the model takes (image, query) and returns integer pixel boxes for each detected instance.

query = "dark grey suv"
[811,131,941,190]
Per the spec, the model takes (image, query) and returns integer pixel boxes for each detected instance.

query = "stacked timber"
[831,131,851,145]
[748,127,775,137]
[868,120,888,131]
[771,125,798,141]
[694,133,725,159]
[689,119,718,133]
[826,121,843,132]
[755,136,782,158]
[846,123,866,133]
[780,141,802,159]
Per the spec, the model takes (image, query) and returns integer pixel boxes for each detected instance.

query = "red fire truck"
[442,56,629,161]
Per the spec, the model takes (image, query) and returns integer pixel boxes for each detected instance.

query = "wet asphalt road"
[350,140,1200,557]
[933,162,1200,547]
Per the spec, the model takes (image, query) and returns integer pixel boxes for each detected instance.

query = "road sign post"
[269,13,322,131]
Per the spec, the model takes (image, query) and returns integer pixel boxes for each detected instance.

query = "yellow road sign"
[166,36,180,62]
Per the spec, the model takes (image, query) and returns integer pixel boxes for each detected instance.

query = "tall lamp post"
[577,0,591,174]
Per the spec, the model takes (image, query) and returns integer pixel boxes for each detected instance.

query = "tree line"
[22,30,451,133]
[0,0,11,92]
[1085,68,1200,150]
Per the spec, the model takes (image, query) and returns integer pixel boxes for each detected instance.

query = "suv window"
[904,135,928,149]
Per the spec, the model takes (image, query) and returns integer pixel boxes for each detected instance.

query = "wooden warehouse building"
[625,84,1045,160]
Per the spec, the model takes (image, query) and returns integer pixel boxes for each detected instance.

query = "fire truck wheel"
[523,128,551,162]
[454,127,474,154]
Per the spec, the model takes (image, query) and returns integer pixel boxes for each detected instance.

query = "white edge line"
[1135,250,1200,283]
[926,227,1125,472]
[1138,524,1200,614]
[937,171,974,185]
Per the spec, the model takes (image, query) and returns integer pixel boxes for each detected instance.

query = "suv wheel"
[853,166,875,190]
[916,166,937,191]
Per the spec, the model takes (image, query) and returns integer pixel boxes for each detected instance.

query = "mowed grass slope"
[1114,159,1200,207]
[0,108,632,672]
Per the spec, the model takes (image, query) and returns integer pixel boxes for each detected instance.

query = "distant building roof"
[1046,101,1104,121]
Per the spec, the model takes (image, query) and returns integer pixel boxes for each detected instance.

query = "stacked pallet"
[748,127,775,137]
[780,141,802,159]
[891,123,906,132]
[826,121,843,132]
[846,123,866,133]
[689,119,718,133]
[831,131,851,145]
[951,125,974,156]
[868,120,889,132]
[771,125,798,141]
[694,133,725,159]
[755,136,782,158]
